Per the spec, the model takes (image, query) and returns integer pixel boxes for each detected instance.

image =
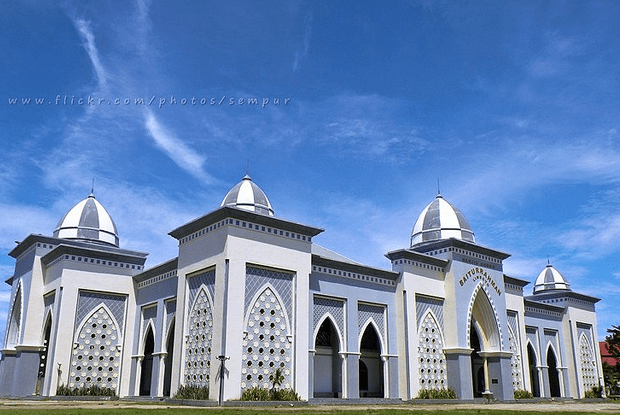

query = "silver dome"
[533,263,571,294]
[221,175,274,216]
[411,194,475,247]
[53,194,120,246]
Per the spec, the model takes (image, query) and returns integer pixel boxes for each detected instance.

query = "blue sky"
[1,1,620,344]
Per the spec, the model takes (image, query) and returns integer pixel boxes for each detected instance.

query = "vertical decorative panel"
[184,288,213,387]
[417,311,447,390]
[578,333,597,393]
[241,287,292,390]
[69,305,121,390]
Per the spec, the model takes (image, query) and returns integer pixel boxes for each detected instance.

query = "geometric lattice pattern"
[417,311,447,389]
[313,297,344,341]
[358,303,386,349]
[188,269,215,311]
[75,292,126,332]
[416,295,444,331]
[241,287,292,391]
[245,267,293,320]
[184,288,213,387]
[579,333,597,393]
[508,326,523,391]
[69,305,121,390]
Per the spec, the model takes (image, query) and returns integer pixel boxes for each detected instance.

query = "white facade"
[0,179,605,400]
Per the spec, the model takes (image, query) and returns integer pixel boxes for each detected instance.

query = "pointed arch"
[38,311,53,382]
[313,316,343,398]
[358,319,385,354]
[165,316,176,353]
[417,309,447,390]
[467,283,502,350]
[139,324,155,396]
[418,309,445,345]
[184,286,214,388]
[358,320,384,397]
[546,343,561,397]
[163,317,175,397]
[578,333,597,393]
[6,281,23,348]
[41,309,53,343]
[244,282,292,333]
[69,303,122,391]
[313,313,344,351]
[141,320,156,353]
[526,341,540,397]
[507,324,523,391]
[241,284,292,391]
[73,302,123,345]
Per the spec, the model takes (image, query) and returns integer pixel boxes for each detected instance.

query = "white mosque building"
[0,176,605,400]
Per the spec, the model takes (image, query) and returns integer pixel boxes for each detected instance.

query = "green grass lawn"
[1,407,620,415]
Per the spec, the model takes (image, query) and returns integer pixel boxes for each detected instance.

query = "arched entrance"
[139,326,155,396]
[547,347,561,397]
[163,320,175,397]
[359,324,383,398]
[468,288,501,398]
[313,319,342,398]
[527,344,540,397]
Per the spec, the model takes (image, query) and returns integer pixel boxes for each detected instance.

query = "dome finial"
[90,178,95,197]
[437,178,441,197]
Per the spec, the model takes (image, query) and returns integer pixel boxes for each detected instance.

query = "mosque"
[0,176,605,400]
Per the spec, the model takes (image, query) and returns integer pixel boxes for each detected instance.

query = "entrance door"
[527,344,540,397]
[359,325,383,398]
[139,327,155,396]
[163,321,175,397]
[313,319,341,397]
[547,348,561,397]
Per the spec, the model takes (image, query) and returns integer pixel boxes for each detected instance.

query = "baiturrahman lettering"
[458,267,502,296]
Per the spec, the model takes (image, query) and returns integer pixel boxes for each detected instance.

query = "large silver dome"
[221,175,274,216]
[532,263,571,294]
[411,194,475,247]
[53,194,120,246]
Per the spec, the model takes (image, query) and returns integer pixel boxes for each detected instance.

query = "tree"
[269,368,284,392]
[606,325,620,360]
[604,325,620,396]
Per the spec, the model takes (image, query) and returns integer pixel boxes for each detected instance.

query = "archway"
[468,288,501,398]
[313,318,342,397]
[139,326,155,396]
[547,347,561,397]
[359,324,383,398]
[163,320,175,397]
[527,343,540,397]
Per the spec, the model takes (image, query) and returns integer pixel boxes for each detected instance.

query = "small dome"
[221,175,274,216]
[53,194,119,247]
[533,263,571,294]
[411,194,475,247]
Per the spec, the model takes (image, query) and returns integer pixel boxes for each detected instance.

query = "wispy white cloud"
[72,18,108,89]
[293,13,312,72]
[144,110,215,184]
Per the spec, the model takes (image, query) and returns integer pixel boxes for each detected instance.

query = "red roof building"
[600,342,620,366]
